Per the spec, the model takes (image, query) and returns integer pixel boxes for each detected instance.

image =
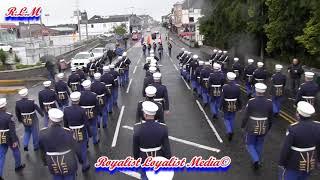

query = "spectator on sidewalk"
[6,48,16,70]
[287,58,304,97]
[107,49,114,65]
[45,61,56,81]
[58,59,68,73]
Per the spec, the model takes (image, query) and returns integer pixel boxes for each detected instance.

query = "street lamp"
[45,14,51,41]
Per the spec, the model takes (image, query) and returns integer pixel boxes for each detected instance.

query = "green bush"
[14,54,20,63]
[0,49,7,65]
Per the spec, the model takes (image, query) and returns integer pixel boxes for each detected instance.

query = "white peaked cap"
[150,59,157,64]
[94,73,101,80]
[57,73,64,79]
[146,156,174,180]
[297,101,315,117]
[257,62,264,67]
[43,81,51,87]
[60,59,65,62]
[19,88,28,97]
[0,98,6,108]
[82,80,91,89]
[199,61,204,65]
[153,72,162,80]
[227,72,236,80]
[193,55,199,59]
[145,86,157,97]
[71,67,77,72]
[248,59,254,64]
[234,57,239,62]
[218,50,222,53]
[118,56,123,60]
[109,64,115,69]
[48,108,63,123]
[142,101,159,116]
[223,50,228,54]
[213,49,218,53]
[213,63,221,70]
[70,91,81,102]
[187,51,192,54]
[150,53,155,57]
[304,72,314,78]
[122,52,127,56]
[181,48,185,51]
[103,66,110,72]
[255,83,267,93]
[275,64,283,71]
[146,57,152,62]
[150,49,154,53]
[149,66,157,73]
[205,61,211,66]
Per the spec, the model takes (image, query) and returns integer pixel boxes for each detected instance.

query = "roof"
[182,0,203,9]
[82,15,129,24]
[50,27,75,31]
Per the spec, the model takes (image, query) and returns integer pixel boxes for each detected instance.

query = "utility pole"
[76,0,81,41]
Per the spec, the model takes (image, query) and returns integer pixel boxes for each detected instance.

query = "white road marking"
[133,66,137,74]
[173,64,178,71]
[196,100,223,143]
[126,79,133,93]
[31,82,42,88]
[137,58,141,65]
[111,106,125,147]
[120,170,141,179]
[181,76,191,90]
[122,125,220,153]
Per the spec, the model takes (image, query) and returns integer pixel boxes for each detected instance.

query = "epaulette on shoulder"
[28,98,34,101]
[313,121,320,124]
[63,127,71,131]
[267,99,272,102]
[157,122,167,126]
[40,127,48,131]
[6,112,12,116]
[248,97,255,101]
[290,122,299,126]
[134,122,143,126]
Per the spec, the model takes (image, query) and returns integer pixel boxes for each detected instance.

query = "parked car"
[71,52,95,68]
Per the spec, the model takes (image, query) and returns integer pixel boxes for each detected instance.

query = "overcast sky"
[0,0,178,25]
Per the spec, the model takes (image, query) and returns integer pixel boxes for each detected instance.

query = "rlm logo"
[5,7,42,21]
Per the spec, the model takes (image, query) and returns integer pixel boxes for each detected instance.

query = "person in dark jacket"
[287,58,304,97]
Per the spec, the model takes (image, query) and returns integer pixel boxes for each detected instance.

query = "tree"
[113,24,127,36]
[0,49,7,65]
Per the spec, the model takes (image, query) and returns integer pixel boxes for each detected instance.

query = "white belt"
[234,70,239,72]
[43,101,55,105]
[255,78,264,81]
[203,78,209,81]
[225,98,237,102]
[140,146,162,153]
[291,146,316,152]
[58,91,67,94]
[21,111,35,116]
[246,74,253,77]
[70,82,79,85]
[114,79,118,82]
[81,106,95,109]
[302,96,315,99]
[211,85,221,88]
[46,149,71,156]
[69,125,84,130]
[274,85,283,88]
[105,84,112,87]
[154,98,164,102]
[141,120,158,123]
[97,94,105,98]
[0,129,9,132]
[89,69,95,71]
[250,116,268,121]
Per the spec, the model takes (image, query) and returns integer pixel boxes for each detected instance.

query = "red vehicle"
[132,32,139,41]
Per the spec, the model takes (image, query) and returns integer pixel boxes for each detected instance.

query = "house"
[138,15,154,28]
[18,22,58,38]
[80,15,130,37]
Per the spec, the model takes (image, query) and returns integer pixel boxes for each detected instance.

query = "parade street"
[1,27,319,180]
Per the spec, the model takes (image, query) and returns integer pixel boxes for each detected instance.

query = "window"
[91,24,94,28]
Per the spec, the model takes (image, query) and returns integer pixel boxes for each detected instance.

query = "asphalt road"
[2,27,319,180]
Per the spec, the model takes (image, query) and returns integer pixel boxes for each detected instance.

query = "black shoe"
[227,133,233,142]
[212,114,217,120]
[82,165,91,172]
[108,111,113,114]
[15,164,26,171]
[103,125,107,129]
[94,140,100,145]
[24,147,28,152]
[34,147,39,151]
[0,176,3,180]
[252,161,260,171]
[97,124,100,129]
[273,113,279,117]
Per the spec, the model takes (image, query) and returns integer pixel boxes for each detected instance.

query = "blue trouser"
[224,112,236,134]
[89,118,99,144]
[58,100,69,111]
[245,134,265,163]
[119,74,125,86]
[124,69,129,83]
[196,83,202,96]
[140,170,148,180]
[98,105,108,127]
[279,167,310,180]
[107,96,113,113]
[23,118,39,150]
[202,88,210,104]
[52,174,76,180]
[44,114,49,127]
[210,96,221,116]
[191,80,198,90]
[76,140,89,171]
[112,87,118,106]
[245,81,253,96]
[272,96,283,114]
[0,144,22,177]
[185,71,190,81]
